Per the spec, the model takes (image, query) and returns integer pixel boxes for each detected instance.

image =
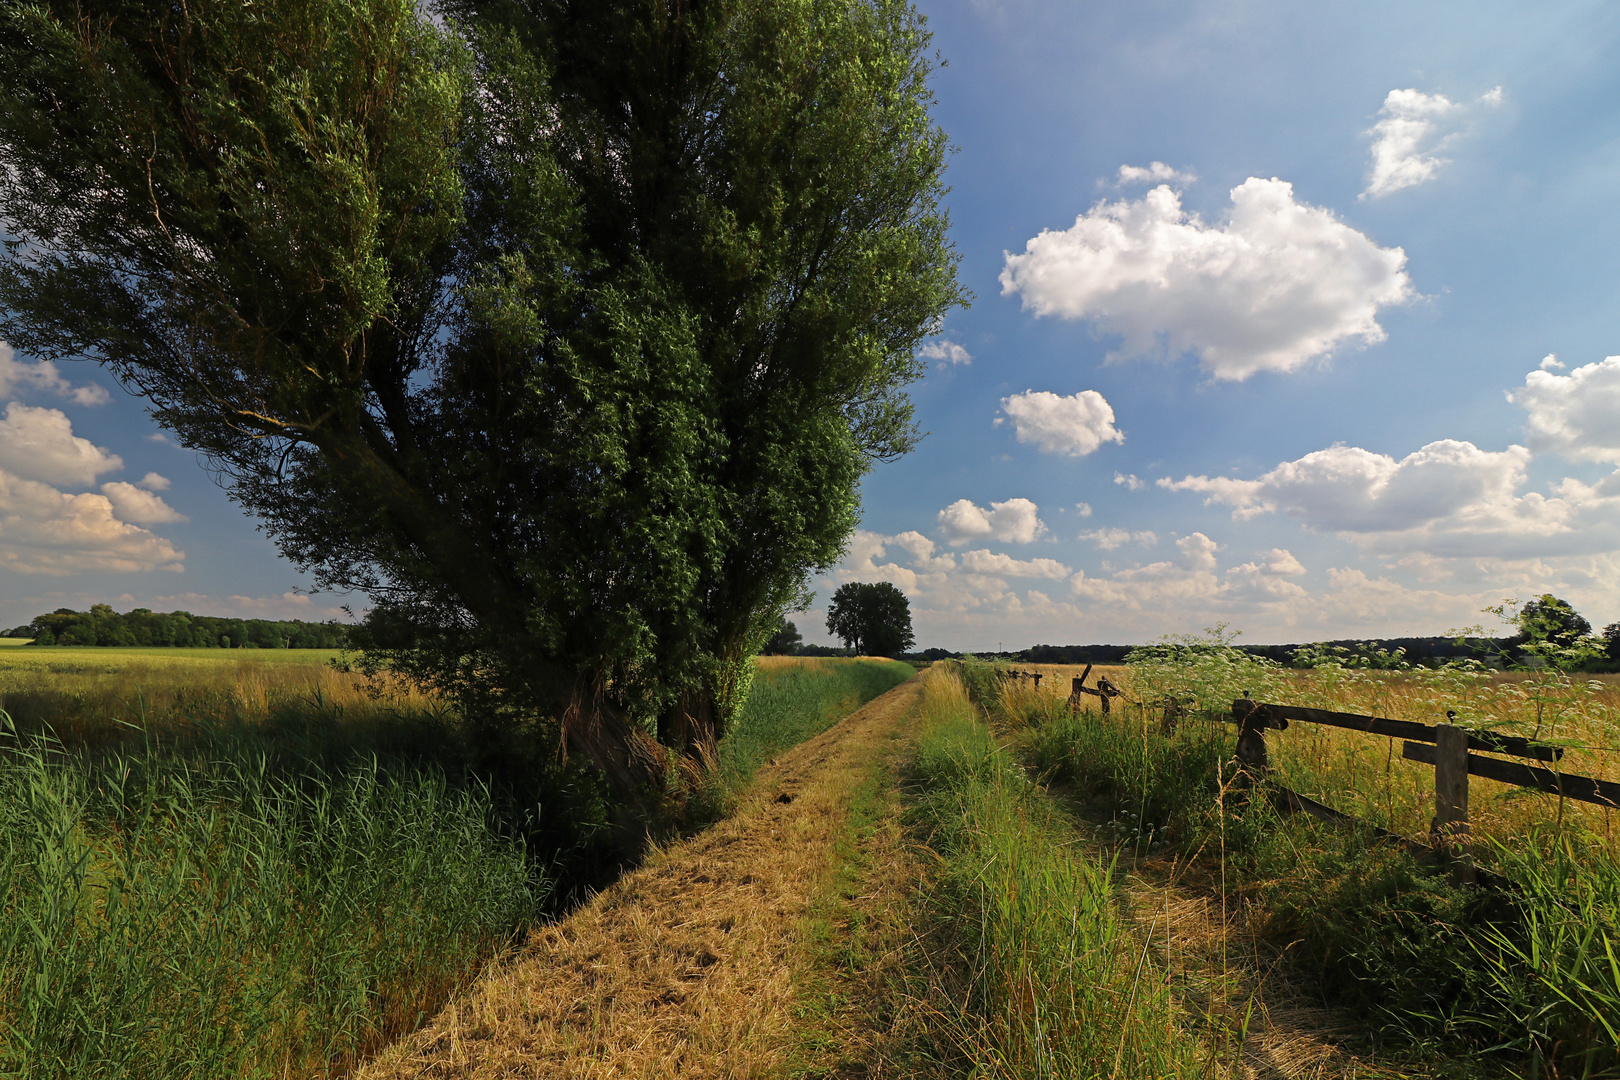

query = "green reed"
[0,717,539,1080]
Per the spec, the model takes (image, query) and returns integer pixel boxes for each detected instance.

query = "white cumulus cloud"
[959,549,1072,580]
[920,339,973,367]
[0,403,123,486]
[937,497,1047,546]
[0,472,184,575]
[1000,178,1413,380]
[1511,356,1620,464]
[1078,528,1157,550]
[100,481,187,524]
[0,343,111,406]
[1362,87,1503,199]
[998,389,1124,457]
[1161,440,1533,534]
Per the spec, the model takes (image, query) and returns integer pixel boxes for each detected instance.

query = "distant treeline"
[4,604,350,649]
[1018,637,1611,669]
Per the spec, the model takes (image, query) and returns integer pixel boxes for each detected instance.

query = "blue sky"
[5,0,1620,649]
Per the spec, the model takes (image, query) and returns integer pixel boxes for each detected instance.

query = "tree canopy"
[825,581,914,657]
[0,0,962,800]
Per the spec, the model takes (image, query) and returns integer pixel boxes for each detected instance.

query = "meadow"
[965,649,1620,1076]
[0,646,911,1080]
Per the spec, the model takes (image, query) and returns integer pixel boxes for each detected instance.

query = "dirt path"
[1121,858,1395,1080]
[357,676,926,1080]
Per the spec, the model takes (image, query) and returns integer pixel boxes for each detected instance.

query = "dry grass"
[0,648,440,746]
[356,675,926,1079]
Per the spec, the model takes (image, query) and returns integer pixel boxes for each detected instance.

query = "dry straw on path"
[358,675,926,1079]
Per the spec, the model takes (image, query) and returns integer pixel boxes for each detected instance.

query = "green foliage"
[0,0,964,798]
[0,715,540,1079]
[21,604,348,649]
[826,581,916,657]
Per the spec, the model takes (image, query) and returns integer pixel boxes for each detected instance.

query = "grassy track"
[719,657,915,783]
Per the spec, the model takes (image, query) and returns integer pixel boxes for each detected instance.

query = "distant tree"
[826,583,915,658]
[0,0,962,801]
[1604,622,1620,661]
[1516,594,1592,647]
[761,618,802,656]
[1484,594,1601,670]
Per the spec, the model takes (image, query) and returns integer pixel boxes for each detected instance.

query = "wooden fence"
[1048,664,1620,887]
[1228,698,1620,886]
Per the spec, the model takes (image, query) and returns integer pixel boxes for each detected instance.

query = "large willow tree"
[0,0,961,798]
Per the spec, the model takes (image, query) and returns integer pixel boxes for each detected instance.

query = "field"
[0,648,912,1080]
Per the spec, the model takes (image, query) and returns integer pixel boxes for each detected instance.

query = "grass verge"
[901,666,1202,1078]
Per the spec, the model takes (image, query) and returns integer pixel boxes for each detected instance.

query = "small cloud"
[1362,87,1503,199]
[1114,472,1145,491]
[146,433,173,444]
[1539,353,1564,371]
[0,343,111,407]
[920,339,973,368]
[998,389,1124,457]
[1115,162,1196,187]
[100,481,187,524]
[1075,502,1093,518]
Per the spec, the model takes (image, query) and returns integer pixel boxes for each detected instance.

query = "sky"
[5,0,1620,649]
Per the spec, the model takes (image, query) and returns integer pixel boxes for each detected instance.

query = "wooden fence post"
[1432,724,1476,886]
[1233,699,1268,773]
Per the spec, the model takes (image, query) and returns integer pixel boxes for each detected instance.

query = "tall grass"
[904,668,1201,1078]
[0,717,539,1079]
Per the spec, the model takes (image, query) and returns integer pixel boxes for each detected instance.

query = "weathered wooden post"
[1161,696,1184,736]
[1032,673,1042,690]
[1432,724,1475,886]
[1233,699,1268,772]
[1097,675,1119,715]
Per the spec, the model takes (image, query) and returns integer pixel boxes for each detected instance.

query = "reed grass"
[904,667,1202,1078]
[0,717,539,1079]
